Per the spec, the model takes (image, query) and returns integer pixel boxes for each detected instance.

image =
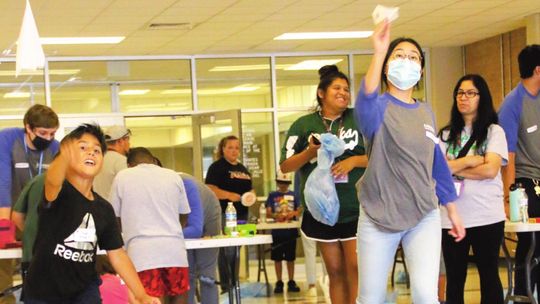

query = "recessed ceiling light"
[274,31,373,40]
[39,37,125,45]
[285,59,343,70]
[4,91,30,98]
[119,89,150,96]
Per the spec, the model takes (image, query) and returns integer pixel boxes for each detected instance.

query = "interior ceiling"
[0,0,539,58]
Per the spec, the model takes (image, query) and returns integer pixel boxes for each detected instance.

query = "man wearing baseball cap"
[93,125,131,200]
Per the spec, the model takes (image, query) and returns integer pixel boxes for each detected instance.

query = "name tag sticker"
[334,174,349,184]
[14,162,29,168]
[527,125,538,133]
[425,131,440,144]
[284,195,294,201]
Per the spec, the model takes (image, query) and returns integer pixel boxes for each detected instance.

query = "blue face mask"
[387,59,422,90]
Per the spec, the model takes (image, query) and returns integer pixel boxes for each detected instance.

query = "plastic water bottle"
[509,183,522,222]
[520,187,529,223]
[225,202,238,236]
[259,203,266,223]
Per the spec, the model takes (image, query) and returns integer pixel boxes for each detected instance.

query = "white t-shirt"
[93,150,127,200]
[110,163,191,271]
[439,124,508,228]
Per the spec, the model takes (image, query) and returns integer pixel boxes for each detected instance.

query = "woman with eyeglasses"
[354,20,465,303]
[438,74,507,304]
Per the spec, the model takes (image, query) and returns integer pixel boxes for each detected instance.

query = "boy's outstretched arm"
[44,139,74,202]
[107,248,161,304]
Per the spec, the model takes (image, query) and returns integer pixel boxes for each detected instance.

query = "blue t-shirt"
[266,190,299,238]
[0,128,59,207]
[182,178,203,239]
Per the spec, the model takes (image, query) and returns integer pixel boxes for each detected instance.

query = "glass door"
[192,110,242,181]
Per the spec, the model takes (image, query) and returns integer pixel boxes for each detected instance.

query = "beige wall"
[464,28,526,109]
[429,47,464,129]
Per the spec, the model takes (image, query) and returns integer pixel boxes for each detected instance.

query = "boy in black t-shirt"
[24,124,159,304]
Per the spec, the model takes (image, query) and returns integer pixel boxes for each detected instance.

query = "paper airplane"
[16,0,45,77]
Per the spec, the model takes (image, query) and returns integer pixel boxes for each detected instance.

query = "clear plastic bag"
[304,133,345,226]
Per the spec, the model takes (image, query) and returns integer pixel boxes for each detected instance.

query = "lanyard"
[23,136,44,179]
[319,111,344,136]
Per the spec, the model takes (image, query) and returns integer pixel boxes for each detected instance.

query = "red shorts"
[137,267,190,297]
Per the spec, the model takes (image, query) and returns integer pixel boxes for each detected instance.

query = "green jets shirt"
[280,108,365,223]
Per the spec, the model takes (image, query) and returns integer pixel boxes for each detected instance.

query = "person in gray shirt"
[180,173,221,304]
[354,20,465,304]
[499,44,540,302]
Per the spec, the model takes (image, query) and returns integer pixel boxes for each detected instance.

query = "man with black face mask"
[0,104,59,303]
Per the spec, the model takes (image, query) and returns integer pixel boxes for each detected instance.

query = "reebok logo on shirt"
[53,213,97,263]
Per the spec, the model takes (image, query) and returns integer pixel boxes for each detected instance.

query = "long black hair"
[439,74,498,154]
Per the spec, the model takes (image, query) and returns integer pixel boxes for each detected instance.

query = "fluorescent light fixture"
[4,91,30,98]
[119,89,150,96]
[39,36,125,45]
[0,69,79,76]
[161,89,191,95]
[285,59,343,70]
[126,103,191,110]
[274,31,373,40]
[230,85,260,92]
[161,85,260,95]
[209,64,292,72]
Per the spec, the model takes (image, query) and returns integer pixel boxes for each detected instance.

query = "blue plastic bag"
[304,133,345,226]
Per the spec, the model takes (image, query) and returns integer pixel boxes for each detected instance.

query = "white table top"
[256,221,300,230]
[185,234,272,249]
[0,235,273,259]
[505,221,540,233]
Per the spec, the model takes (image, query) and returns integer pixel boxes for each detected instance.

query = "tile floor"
[219,257,515,304]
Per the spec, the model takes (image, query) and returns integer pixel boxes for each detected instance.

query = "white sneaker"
[307,286,317,297]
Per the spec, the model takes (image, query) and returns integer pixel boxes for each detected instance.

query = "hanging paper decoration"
[16,0,45,77]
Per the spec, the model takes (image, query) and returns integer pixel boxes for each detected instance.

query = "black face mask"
[32,134,52,151]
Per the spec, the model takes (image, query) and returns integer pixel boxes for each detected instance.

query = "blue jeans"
[356,208,441,304]
[24,278,102,304]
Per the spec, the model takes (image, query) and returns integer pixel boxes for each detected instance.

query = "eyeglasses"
[391,50,422,64]
[456,90,480,99]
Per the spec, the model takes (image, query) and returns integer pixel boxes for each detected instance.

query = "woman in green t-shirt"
[280,65,367,304]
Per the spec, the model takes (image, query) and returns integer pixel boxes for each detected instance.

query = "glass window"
[48,61,112,113]
[276,55,349,108]
[0,62,46,115]
[118,60,192,113]
[125,115,194,174]
[352,54,425,101]
[241,112,275,197]
[196,58,272,110]
[0,119,22,130]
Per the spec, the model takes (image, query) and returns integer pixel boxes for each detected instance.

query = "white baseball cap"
[276,172,292,184]
[105,125,131,142]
